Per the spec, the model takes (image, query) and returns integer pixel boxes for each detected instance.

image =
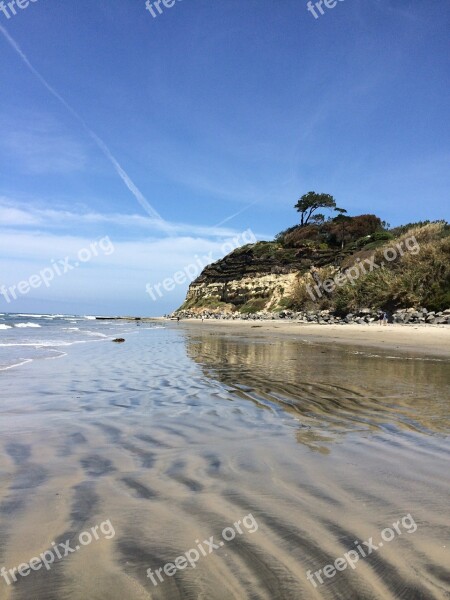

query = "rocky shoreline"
[171,307,450,325]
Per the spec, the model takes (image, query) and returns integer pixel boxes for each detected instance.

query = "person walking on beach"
[378,311,387,325]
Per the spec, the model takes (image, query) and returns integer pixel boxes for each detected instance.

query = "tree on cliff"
[295,192,337,226]
[333,208,352,248]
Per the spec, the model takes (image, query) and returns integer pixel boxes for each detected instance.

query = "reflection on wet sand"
[187,333,450,450]
[0,327,448,599]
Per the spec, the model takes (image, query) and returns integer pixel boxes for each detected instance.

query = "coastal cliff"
[178,242,346,313]
[176,220,450,317]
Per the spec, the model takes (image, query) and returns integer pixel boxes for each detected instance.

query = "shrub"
[326,214,383,247]
[334,223,450,311]
[240,298,267,313]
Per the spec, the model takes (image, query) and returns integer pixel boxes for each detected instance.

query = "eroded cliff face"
[178,242,343,314]
[182,272,299,313]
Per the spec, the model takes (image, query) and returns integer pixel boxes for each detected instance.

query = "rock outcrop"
[174,307,450,324]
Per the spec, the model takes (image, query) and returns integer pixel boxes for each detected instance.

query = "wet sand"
[168,319,450,358]
[0,325,449,599]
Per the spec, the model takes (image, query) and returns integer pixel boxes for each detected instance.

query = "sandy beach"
[0,318,449,599]
[163,319,450,358]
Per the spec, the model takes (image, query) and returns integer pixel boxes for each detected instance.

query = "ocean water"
[0,313,140,371]
[0,316,449,599]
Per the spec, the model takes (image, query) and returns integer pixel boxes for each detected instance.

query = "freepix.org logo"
[306,0,345,20]
[306,514,418,588]
[0,0,38,20]
[1,520,115,586]
[146,514,258,588]
[145,0,183,20]
[305,235,420,302]
[0,236,115,305]
[145,228,256,302]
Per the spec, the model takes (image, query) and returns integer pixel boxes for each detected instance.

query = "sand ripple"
[0,326,448,599]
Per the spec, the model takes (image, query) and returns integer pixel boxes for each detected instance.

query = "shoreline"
[92,316,450,358]
[163,318,450,358]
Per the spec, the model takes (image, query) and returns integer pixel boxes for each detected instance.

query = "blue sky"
[0,0,449,315]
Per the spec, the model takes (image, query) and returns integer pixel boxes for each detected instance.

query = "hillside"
[176,218,450,317]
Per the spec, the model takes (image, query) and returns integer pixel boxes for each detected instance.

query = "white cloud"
[0,197,262,239]
[0,114,87,174]
[0,228,251,314]
[2,130,86,174]
[0,203,40,226]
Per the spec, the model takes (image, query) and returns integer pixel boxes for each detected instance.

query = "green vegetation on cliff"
[178,196,449,315]
[292,221,449,312]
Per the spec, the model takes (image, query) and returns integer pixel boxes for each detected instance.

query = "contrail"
[0,24,169,230]
[214,200,259,228]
